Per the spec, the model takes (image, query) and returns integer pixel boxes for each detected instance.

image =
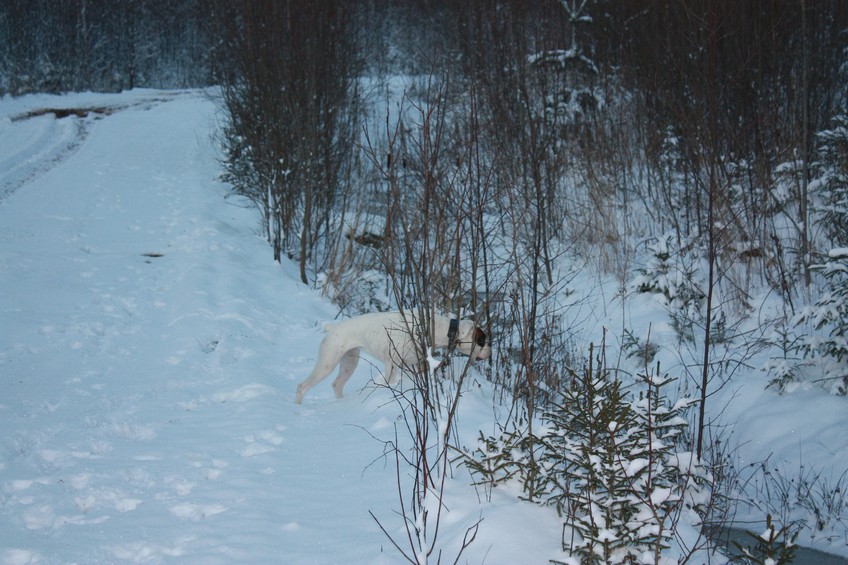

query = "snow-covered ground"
[0,90,568,564]
[1,89,846,564]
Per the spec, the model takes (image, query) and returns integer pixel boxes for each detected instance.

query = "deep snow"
[0,90,567,564]
[0,89,846,564]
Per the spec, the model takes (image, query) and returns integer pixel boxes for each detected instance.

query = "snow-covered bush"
[732,514,798,565]
[813,114,848,243]
[461,345,708,564]
[622,328,659,366]
[632,233,704,310]
[542,352,644,564]
[763,320,806,394]
[544,354,702,564]
[632,233,705,343]
[780,115,848,395]
[763,113,848,395]
[792,248,848,395]
[316,268,391,316]
[462,415,546,503]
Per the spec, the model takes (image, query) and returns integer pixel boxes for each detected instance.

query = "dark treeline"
[0,0,214,95]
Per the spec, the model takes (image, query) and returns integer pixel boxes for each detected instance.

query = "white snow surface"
[0,90,565,564]
[1,89,847,563]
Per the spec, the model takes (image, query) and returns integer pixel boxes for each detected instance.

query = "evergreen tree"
[793,113,848,395]
[462,345,705,564]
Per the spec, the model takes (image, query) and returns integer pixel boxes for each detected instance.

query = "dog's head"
[454,320,492,361]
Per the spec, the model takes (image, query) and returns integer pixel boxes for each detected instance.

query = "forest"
[3,0,847,562]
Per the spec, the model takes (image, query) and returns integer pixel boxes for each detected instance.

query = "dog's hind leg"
[295,338,346,404]
[332,348,360,398]
[383,360,397,385]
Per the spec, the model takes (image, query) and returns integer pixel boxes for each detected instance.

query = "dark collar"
[448,318,459,344]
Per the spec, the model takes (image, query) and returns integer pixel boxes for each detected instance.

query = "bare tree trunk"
[300,183,312,284]
[697,1,719,461]
[800,0,811,288]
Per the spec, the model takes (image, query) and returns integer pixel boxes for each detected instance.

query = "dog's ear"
[473,327,487,347]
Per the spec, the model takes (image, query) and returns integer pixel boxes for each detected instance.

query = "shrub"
[733,514,798,565]
[459,344,707,564]
[632,233,705,343]
[793,247,848,395]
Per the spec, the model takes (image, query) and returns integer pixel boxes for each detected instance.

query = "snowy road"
[0,90,563,564]
[0,109,86,202]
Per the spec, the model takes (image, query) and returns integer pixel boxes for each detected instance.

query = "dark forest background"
[0,0,214,94]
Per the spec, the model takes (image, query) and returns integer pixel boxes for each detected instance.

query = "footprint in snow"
[169,501,227,521]
[211,383,275,403]
[240,429,284,457]
[74,487,142,513]
[191,458,227,480]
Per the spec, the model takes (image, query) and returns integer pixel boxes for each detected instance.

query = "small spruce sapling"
[793,247,848,395]
[542,345,640,564]
[461,343,704,564]
[733,514,798,565]
[789,112,848,395]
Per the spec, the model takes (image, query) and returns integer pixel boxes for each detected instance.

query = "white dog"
[295,311,491,404]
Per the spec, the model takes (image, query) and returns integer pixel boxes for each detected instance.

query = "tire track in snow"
[0,111,92,203]
[0,93,189,203]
